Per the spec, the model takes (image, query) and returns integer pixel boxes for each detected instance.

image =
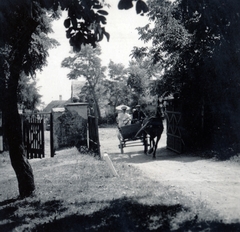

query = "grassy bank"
[0,148,240,231]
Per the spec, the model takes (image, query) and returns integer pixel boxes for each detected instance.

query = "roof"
[43,100,67,112]
[52,107,65,113]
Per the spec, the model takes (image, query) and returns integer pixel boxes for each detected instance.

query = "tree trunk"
[4,67,35,198]
[90,86,101,120]
[2,9,39,198]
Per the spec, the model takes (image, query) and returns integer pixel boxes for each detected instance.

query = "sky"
[36,2,150,106]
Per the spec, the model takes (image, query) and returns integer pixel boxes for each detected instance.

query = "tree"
[128,52,164,113]
[18,74,42,112]
[0,1,59,198]
[105,61,130,111]
[62,44,106,119]
[105,59,159,113]
[127,58,155,107]
[177,0,240,153]
[133,0,191,93]
[0,0,148,198]
[135,0,240,154]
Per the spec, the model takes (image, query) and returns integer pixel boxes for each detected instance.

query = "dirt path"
[99,127,240,223]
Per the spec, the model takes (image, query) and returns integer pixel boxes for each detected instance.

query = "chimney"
[59,95,62,101]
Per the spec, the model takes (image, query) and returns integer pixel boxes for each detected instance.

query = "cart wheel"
[120,142,124,154]
[117,132,124,154]
[143,136,149,154]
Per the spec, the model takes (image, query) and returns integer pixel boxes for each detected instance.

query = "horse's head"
[155,105,164,119]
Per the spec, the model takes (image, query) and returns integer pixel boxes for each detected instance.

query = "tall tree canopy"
[62,44,106,119]
[105,61,130,111]
[18,74,42,112]
[135,0,240,154]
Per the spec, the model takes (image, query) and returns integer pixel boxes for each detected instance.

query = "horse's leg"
[143,132,148,154]
[148,135,155,155]
[152,128,163,158]
[153,134,161,159]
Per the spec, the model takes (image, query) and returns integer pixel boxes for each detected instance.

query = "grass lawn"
[0,148,240,231]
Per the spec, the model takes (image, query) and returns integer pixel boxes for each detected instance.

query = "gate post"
[41,116,45,158]
[50,112,55,157]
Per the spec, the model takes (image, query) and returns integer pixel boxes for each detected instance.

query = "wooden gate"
[165,99,184,153]
[88,115,100,156]
[23,114,45,159]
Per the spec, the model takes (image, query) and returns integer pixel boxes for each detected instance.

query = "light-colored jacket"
[117,112,131,127]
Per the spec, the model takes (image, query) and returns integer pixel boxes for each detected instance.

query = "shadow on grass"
[0,198,66,232]
[1,197,240,232]
[0,197,19,207]
[32,198,240,232]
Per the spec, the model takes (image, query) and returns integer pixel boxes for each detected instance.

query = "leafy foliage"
[50,0,111,52]
[118,0,149,15]
[17,74,42,111]
[61,44,106,118]
[0,1,58,76]
[103,61,130,114]
[127,58,159,111]
[135,0,240,153]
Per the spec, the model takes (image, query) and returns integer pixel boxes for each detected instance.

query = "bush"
[99,114,117,125]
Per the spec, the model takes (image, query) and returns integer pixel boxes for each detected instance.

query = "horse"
[135,103,164,158]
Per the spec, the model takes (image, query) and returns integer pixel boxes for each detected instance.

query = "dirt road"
[99,127,240,223]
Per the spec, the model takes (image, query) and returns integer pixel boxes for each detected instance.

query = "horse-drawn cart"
[118,123,149,154]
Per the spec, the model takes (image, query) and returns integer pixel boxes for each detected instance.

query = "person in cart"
[116,106,131,141]
[116,105,131,128]
[132,105,146,124]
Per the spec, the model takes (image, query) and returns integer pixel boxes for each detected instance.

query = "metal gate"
[23,114,45,159]
[165,99,184,153]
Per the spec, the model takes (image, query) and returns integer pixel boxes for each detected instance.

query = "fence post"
[50,112,55,157]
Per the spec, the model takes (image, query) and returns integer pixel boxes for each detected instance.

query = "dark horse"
[135,103,164,158]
